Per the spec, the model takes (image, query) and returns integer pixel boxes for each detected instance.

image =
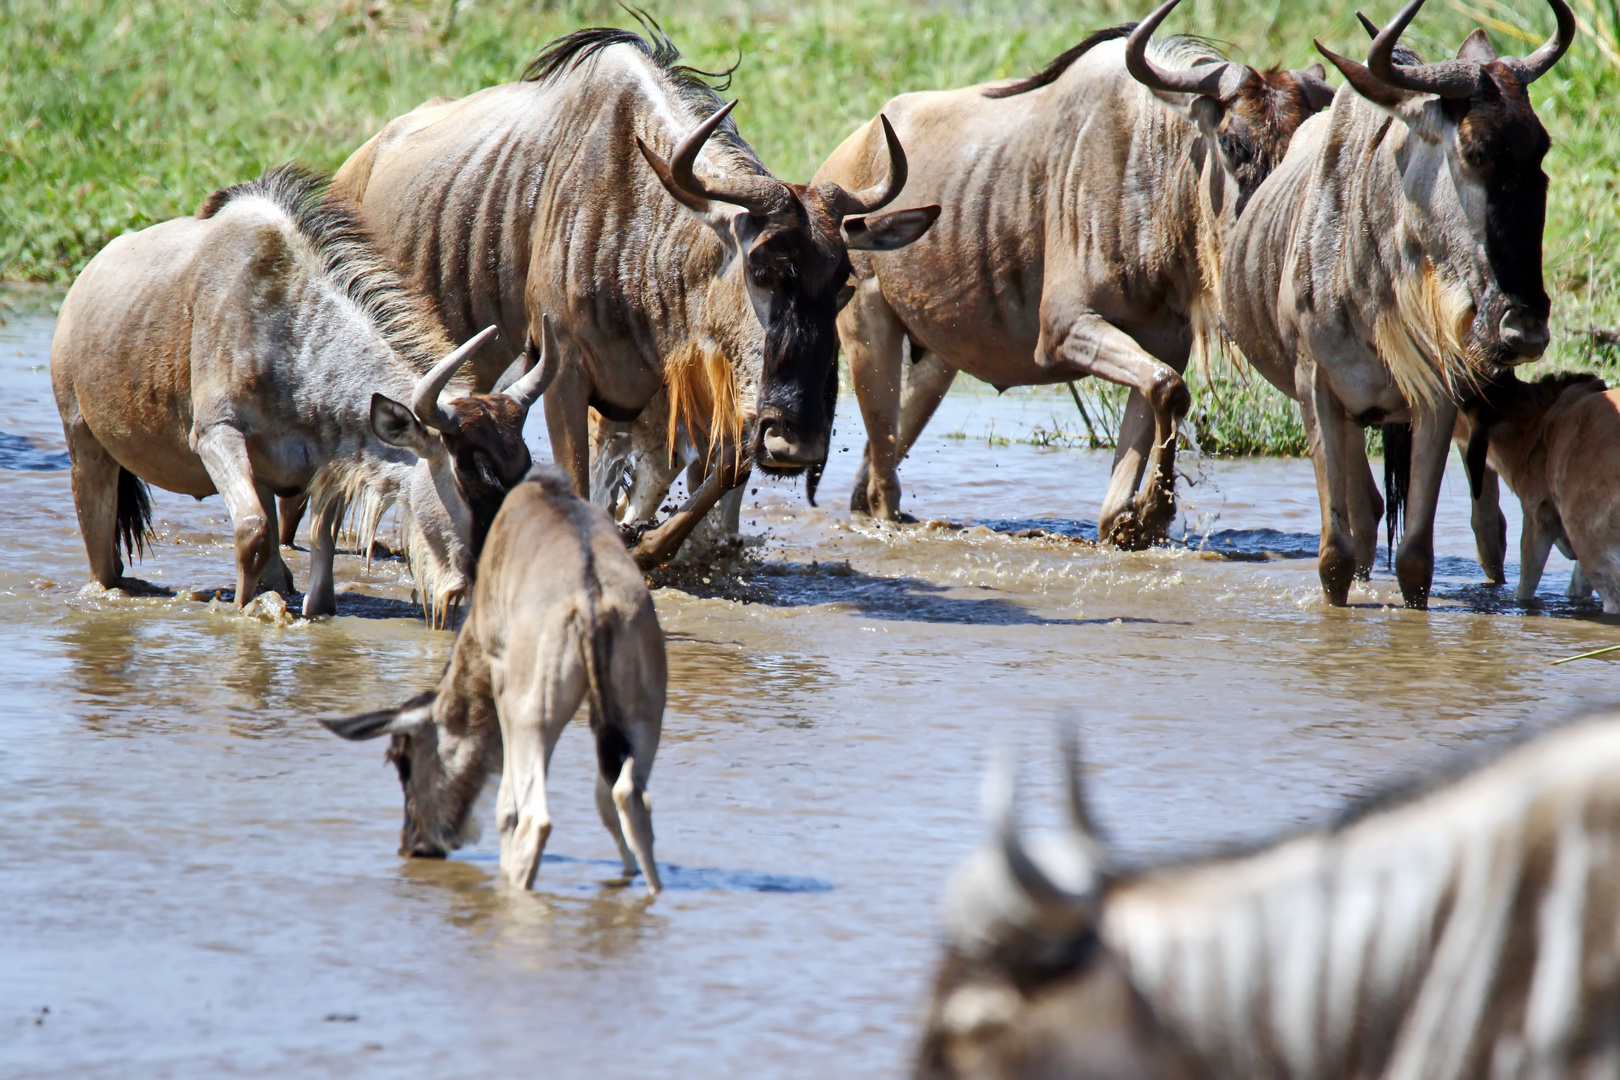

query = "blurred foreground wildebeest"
[814,0,1334,545]
[50,165,551,624]
[919,716,1620,1078]
[1220,0,1571,608]
[1462,369,1620,612]
[329,20,938,566]
[324,434,667,894]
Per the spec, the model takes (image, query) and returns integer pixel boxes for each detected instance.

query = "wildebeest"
[813,1,1334,546]
[328,20,939,566]
[918,715,1620,1078]
[1461,369,1620,611]
[50,165,550,624]
[324,463,666,893]
[1219,0,1572,607]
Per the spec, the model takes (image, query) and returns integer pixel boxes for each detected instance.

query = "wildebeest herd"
[46,0,1620,1073]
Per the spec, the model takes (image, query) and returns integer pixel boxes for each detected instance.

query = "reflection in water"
[0,430,70,471]
[2,312,1618,1078]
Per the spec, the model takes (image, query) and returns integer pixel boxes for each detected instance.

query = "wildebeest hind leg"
[594,773,638,877]
[195,426,278,606]
[1054,316,1189,549]
[65,417,127,587]
[277,494,307,547]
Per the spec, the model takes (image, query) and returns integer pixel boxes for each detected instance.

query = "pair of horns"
[409,319,559,432]
[638,100,908,220]
[1323,0,1573,99]
[946,724,1107,956]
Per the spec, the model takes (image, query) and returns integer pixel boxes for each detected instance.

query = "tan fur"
[663,339,743,471]
[1374,258,1480,409]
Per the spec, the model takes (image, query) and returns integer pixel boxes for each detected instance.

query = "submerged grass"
[4,0,1618,451]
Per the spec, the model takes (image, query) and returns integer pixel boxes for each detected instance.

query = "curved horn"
[1366,0,1481,98]
[987,748,1094,917]
[1126,0,1255,100]
[835,114,908,217]
[1505,0,1575,84]
[1356,10,1381,37]
[412,325,495,432]
[641,99,786,218]
[503,315,559,415]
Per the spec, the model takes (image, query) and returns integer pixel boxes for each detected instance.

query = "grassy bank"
[5,0,1618,452]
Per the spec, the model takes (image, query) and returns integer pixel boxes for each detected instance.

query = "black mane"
[983,24,1135,99]
[522,13,746,156]
[196,163,453,377]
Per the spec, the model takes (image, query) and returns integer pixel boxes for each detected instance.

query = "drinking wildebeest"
[918,715,1620,1079]
[327,19,939,566]
[1461,369,1620,611]
[323,459,666,894]
[49,165,550,624]
[813,1,1335,546]
[1219,0,1571,607]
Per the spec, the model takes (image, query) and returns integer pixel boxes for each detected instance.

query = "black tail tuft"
[1382,423,1412,569]
[116,467,154,562]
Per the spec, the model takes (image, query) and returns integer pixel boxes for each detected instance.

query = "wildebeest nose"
[758,417,826,467]
[1499,308,1550,359]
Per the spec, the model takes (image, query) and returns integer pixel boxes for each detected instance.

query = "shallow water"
[3,307,1618,1078]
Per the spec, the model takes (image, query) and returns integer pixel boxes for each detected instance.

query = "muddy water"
[3,303,1618,1079]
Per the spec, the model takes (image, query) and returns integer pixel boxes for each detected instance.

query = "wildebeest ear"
[1457,28,1498,62]
[370,393,432,457]
[322,691,436,741]
[843,205,941,252]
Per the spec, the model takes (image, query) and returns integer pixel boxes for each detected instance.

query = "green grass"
[5,0,1618,452]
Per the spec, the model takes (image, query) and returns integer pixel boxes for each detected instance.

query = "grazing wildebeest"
[323,462,666,894]
[1219,0,1571,607]
[813,1,1334,545]
[918,716,1620,1079]
[328,21,939,566]
[50,165,550,624]
[1461,369,1620,611]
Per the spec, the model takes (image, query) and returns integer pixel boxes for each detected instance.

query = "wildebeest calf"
[323,464,666,893]
[1461,369,1620,612]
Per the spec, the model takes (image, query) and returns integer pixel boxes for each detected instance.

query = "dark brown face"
[439,395,532,556]
[1213,69,1336,214]
[916,942,1197,1080]
[1449,63,1553,363]
[744,186,852,475]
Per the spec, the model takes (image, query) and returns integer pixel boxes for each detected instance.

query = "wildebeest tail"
[577,604,633,781]
[982,24,1134,98]
[1382,422,1412,568]
[116,467,154,561]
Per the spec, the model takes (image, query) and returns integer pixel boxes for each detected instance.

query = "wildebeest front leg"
[843,278,908,519]
[301,498,343,618]
[1516,503,1560,602]
[851,352,957,517]
[1296,363,1357,605]
[630,450,748,569]
[543,361,593,499]
[1470,466,1508,584]
[1053,316,1189,549]
[1392,404,1456,609]
[195,426,280,607]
